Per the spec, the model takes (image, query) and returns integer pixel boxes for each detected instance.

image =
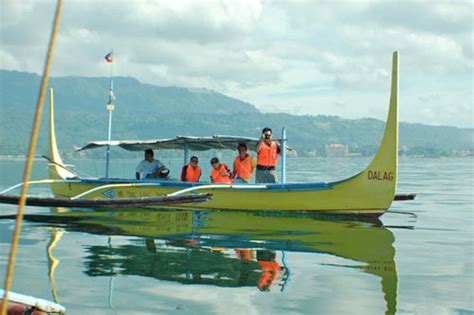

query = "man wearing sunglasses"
[256,127,281,183]
[180,156,202,182]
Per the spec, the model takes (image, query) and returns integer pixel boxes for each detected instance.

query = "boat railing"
[70,182,268,200]
[0,179,82,196]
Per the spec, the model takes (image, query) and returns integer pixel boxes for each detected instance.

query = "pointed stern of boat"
[48,88,75,180]
[359,51,399,207]
[364,51,398,186]
[331,52,399,213]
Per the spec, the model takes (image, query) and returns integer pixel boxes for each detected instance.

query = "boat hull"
[49,178,389,216]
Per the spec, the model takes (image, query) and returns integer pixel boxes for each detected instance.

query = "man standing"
[180,156,202,182]
[256,127,281,183]
[135,149,166,180]
[232,143,256,183]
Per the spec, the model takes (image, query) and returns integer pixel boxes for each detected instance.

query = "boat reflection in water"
[39,208,398,314]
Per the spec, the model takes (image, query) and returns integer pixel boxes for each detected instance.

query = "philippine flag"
[104,51,113,63]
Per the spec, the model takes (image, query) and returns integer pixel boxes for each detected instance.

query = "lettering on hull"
[367,170,394,181]
[116,190,163,198]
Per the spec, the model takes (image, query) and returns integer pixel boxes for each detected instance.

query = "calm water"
[0,157,473,315]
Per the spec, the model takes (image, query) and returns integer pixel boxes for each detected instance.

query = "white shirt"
[136,159,163,179]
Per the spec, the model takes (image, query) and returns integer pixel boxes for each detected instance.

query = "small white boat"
[0,289,66,314]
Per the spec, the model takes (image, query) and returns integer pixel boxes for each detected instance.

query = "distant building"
[325,144,349,158]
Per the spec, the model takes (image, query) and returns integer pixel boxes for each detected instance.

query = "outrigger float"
[0,51,414,216]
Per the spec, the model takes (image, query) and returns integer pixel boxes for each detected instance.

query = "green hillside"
[0,70,258,114]
[0,70,472,158]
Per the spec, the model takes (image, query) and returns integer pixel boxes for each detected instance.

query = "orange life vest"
[210,164,232,184]
[233,154,254,181]
[181,164,201,182]
[257,141,279,167]
[258,260,280,291]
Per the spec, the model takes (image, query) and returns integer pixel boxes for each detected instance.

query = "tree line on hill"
[0,70,472,158]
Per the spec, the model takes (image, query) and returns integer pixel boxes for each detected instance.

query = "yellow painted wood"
[48,88,75,181]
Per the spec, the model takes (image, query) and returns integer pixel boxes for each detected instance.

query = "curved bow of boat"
[48,88,76,181]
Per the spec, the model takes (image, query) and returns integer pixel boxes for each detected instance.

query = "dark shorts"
[256,169,277,183]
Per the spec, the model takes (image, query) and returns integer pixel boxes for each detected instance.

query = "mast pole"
[105,50,115,178]
[184,143,189,165]
[281,127,287,183]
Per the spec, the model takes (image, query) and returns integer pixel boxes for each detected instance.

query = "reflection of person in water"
[235,249,254,261]
[235,249,283,291]
[256,250,281,291]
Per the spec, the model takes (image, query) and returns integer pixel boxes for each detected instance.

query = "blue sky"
[1,0,472,127]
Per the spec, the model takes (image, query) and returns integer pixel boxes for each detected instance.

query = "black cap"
[262,127,272,134]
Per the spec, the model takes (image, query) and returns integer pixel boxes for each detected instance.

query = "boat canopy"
[77,135,265,152]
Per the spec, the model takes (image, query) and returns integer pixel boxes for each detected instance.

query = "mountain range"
[0,70,472,158]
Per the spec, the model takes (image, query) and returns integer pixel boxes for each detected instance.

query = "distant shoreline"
[0,155,472,161]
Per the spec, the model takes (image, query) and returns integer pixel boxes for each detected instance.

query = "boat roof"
[77,135,263,152]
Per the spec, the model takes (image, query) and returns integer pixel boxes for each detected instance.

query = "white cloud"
[0,0,472,127]
[0,49,21,70]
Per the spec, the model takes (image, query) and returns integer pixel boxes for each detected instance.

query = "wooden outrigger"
[0,192,211,209]
[1,52,410,216]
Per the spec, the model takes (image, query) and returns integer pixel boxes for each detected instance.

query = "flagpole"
[105,50,115,179]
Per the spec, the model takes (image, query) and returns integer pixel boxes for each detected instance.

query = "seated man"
[180,156,202,182]
[135,149,168,180]
[210,157,233,184]
[232,143,256,183]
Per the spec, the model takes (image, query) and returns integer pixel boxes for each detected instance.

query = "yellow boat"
[34,209,398,314]
[15,52,400,216]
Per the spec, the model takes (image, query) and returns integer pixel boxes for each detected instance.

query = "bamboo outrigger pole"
[1,1,63,313]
